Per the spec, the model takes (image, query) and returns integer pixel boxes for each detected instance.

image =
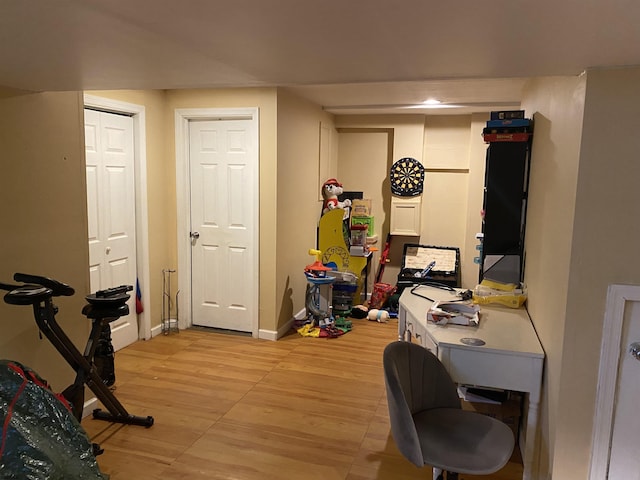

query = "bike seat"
[4,285,53,305]
[83,286,132,320]
[85,291,131,306]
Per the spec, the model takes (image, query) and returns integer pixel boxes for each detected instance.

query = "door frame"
[83,94,152,341]
[175,107,259,336]
[589,284,640,479]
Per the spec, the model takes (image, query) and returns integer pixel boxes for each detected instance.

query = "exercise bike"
[0,273,154,428]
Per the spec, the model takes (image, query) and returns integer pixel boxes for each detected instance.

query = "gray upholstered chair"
[383,341,515,480]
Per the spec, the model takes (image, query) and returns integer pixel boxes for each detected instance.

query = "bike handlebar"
[2,273,133,310]
[0,282,20,292]
[13,273,75,297]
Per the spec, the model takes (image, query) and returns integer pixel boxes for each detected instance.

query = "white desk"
[399,285,544,480]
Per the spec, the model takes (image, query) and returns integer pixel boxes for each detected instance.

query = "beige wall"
[337,114,425,160]
[334,114,489,289]
[422,115,473,285]
[88,87,319,335]
[275,89,337,328]
[87,88,282,334]
[0,85,33,99]
[335,115,426,284]
[87,87,326,336]
[545,67,640,479]
[0,91,89,391]
[164,88,279,332]
[337,129,392,292]
[520,75,586,478]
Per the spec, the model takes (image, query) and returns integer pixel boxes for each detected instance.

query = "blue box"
[486,118,531,128]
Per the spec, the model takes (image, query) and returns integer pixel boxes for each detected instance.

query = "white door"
[189,118,257,332]
[608,298,640,478]
[84,108,138,351]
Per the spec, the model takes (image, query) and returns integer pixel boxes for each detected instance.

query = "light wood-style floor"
[82,319,523,480]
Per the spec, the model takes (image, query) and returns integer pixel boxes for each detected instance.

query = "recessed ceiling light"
[423,99,441,105]
[406,103,461,109]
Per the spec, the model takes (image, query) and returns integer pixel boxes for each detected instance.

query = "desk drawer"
[415,330,438,354]
[440,347,540,393]
[404,318,437,354]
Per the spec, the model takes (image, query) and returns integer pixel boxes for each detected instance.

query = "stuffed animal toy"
[367,309,390,323]
[321,178,351,215]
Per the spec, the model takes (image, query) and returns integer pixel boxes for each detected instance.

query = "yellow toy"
[473,281,527,308]
[318,208,368,304]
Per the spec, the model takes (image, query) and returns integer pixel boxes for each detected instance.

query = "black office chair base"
[92,408,154,427]
[92,443,104,457]
[436,472,458,480]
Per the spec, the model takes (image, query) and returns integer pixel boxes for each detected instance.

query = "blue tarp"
[0,360,107,479]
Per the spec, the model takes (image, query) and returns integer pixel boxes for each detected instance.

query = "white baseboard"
[82,396,99,419]
[258,328,278,341]
[258,309,306,341]
[150,319,179,337]
[150,309,307,341]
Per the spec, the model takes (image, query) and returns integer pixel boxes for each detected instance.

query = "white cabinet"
[390,197,421,236]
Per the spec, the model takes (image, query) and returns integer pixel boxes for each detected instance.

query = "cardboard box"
[460,394,522,439]
[490,110,525,120]
[351,199,372,217]
[483,125,532,135]
[486,118,531,128]
[483,132,532,143]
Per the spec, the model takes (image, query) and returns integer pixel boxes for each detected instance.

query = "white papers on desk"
[427,301,480,326]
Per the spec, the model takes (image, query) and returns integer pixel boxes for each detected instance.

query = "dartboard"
[390,157,425,196]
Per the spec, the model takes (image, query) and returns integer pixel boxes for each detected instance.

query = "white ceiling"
[2,0,639,114]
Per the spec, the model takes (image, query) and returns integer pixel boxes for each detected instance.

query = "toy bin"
[328,270,358,315]
[331,281,357,314]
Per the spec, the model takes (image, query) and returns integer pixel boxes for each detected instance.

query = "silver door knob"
[190,231,200,240]
[630,342,640,361]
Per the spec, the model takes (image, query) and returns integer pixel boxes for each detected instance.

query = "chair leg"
[433,470,458,480]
